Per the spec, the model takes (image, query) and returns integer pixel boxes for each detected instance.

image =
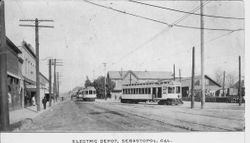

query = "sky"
[4,0,245,92]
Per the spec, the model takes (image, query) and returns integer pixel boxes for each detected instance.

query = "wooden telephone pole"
[52,59,63,102]
[0,0,10,131]
[239,56,242,106]
[173,64,175,80]
[191,47,195,109]
[19,19,54,111]
[222,71,225,97]
[49,59,52,106]
[103,63,107,100]
[200,0,205,109]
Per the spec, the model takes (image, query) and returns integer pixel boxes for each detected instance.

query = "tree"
[93,76,105,99]
[226,72,236,87]
[214,69,223,86]
[92,76,116,99]
[84,76,92,88]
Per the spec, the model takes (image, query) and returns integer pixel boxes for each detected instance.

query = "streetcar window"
[89,90,92,94]
[132,88,135,94]
[168,87,175,93]
[136,88,138,94]
[148,88,151,94]
[139,88,141,94]
[176,87,181,93]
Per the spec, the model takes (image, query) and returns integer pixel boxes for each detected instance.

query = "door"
[157,87,162,98]
[152,88,156,99]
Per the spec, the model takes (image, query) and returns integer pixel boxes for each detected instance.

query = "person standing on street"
[42,97,47,110]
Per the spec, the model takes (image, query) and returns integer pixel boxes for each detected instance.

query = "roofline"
[39,72,49,82]
[22,41,36,59]
[6,37,22,54]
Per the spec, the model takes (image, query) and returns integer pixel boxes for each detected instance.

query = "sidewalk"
[9,100,63,131]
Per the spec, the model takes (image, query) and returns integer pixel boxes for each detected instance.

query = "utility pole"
[57,72,60,100]
[54,59,57,102]
[51,59,63,102]
[173,64,175,80]
[103,63,107,100]
[239,56,242,106]
[0,0,10,131]
[191,47,195,109]
[222,71,225,97]
[179,69,181,82]
[200,0,205,109]
[49,59,52,107]
[19,19,54,111]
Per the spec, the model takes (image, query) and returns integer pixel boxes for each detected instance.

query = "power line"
[171,0,210,25]
[128,0,244,20]
[111,1,209,66]
[83,0,244,32]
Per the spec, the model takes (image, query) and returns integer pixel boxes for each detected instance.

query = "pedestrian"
[42,97,47,110]
[32,96,36,106]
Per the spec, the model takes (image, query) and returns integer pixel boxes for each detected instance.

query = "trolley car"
[121,80,183,105]
[77,86,96,101]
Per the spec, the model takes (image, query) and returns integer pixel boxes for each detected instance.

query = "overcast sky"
[5,0,244,92]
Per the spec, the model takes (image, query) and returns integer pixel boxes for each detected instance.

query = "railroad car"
[121,80,183,105]
[77,86,96,101]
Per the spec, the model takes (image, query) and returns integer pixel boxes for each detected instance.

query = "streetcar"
[77,86,96,101]
[121,80,183,105]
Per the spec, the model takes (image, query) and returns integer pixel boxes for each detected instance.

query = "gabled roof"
[123,70,173,80]
[181,75,221,87]
[232,80,244,88]
[108,71,127,80]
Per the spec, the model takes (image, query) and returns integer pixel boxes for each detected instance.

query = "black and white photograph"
[0,0,248,142]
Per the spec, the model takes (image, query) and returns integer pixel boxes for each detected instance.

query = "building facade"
[19,41,37,107]
[6,37,23,111]
[181,75,221,98]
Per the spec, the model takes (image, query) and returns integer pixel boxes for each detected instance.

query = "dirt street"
[17,99,245,132]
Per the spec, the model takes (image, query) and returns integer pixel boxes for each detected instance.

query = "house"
[107,70,173,99]
[6,37,23,111]
[181,75,221,98]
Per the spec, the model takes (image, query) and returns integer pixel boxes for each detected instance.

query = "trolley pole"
[191,47,195,109]
[0,0,10,131]
[200,0,205,109]
[239,56,242,106]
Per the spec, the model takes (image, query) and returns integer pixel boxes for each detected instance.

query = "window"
[142,88,145,94]
[176,86,180,93]
[168,87,175,94]
[148,88,151,94]
[85,91,88,94]
[136,88,139,94]
[139,88,142,94]
[89,90,92,94]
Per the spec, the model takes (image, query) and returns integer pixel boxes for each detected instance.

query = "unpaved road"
[18,99,245,132]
